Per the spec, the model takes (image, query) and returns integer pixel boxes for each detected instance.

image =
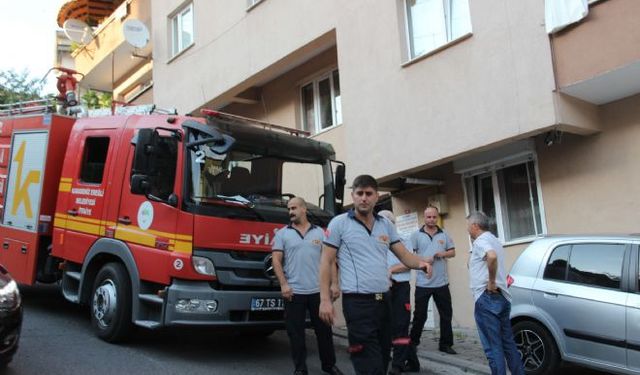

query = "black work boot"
[403,344,420,372]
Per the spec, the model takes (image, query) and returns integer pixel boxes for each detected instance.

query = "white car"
[510,235,640,374]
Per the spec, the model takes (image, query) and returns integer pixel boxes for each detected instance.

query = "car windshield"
[187,130,327,211]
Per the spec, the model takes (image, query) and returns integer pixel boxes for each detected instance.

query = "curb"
[332,330,490,375]
[416,349,490,375]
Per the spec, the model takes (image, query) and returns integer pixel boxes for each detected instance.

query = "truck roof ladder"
[201,109,310,137]
[0,99,55,118]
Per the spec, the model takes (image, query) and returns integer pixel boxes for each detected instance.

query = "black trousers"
[389,281,411,369]
[409,284,454,348]
[342,292,391,375]
[284,293,336,373]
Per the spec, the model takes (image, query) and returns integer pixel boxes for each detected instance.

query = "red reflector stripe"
[392,337,411,346]
[347,344,364,353]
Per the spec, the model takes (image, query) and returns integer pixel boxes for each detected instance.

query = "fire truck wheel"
[91,263,133,342]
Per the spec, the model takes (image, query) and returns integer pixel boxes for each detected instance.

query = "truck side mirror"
[335,164,346,201]
[167,193,178,207]
[131,174,150,195]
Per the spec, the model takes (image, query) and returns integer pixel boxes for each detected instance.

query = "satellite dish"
[63,19,92,45]
[122,19,150,49]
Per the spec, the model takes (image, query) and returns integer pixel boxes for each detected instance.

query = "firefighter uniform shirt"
[324,210,401,294]
[387,238,412,283]
[410,226,454,288]
[271,224,324,295]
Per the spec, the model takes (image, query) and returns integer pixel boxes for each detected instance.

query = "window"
[543,245,570,281]
[171,3,194,57]
[568,244,625,289]
[544,243,625,290]
[464,159,545,242]
[405,0,471,59]
[80,137,109,184]
[148,135,178,201]
[300,69,341,134]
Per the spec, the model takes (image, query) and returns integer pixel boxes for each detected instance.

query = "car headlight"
[192,256,216,276]
[0,279,20,311]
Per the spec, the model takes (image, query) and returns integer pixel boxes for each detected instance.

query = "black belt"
[391,280,410,285]
[343,292,388,301]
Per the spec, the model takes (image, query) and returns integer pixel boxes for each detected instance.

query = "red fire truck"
[0,96,345,342]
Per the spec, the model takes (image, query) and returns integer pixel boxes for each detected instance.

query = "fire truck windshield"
[186,130,335,225]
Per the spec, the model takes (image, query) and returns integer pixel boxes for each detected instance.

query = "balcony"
[66,0,152,94]
[551,0,640,105]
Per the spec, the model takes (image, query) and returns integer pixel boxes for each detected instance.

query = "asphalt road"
[7,283,471,375]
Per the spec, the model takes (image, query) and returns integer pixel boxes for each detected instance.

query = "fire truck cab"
[0,102,345,342]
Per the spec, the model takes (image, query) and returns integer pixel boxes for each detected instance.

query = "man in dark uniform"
[272,197,343,375]
[378,210,413,375]
[319,175,433,375]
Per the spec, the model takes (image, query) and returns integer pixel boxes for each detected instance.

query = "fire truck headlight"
[0,279,20,312]
[192,256,216,276]
[175,299,218,313]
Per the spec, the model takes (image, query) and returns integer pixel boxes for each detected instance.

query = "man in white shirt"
[467,211,523,375]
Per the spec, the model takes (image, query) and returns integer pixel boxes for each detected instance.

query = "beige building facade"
[58,0,154,106]
[70,0,639,329]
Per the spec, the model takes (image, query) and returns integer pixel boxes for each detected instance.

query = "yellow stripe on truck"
[52,212,192,252]
[115,226,156,247]
[172,240,193,253]
[65,220,104,236]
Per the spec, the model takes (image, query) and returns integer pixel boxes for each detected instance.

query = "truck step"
[138,293,163,305]
[134,320,162,329]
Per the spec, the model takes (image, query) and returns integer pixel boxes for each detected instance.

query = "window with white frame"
[300,69,341,134]
[463,157,545,242]
[171,3,194,57]
[405,0,471,59]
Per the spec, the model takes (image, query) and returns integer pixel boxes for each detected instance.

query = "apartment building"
[57,0,153,105]
[63,0,639,329]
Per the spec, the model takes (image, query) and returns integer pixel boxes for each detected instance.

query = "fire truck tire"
[91,262,133,343]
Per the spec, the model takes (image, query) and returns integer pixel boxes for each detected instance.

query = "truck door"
[58,130,116,263]
[1,131,48,280]
[114,128,181,282]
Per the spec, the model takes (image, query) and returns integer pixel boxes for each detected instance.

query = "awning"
[57,0,125,27]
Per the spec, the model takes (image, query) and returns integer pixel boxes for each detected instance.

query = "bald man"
[272,197,343,375]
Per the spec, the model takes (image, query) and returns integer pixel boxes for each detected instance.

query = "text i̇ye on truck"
[0,106,346,342]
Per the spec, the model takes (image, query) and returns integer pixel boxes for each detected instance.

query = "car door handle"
[543,291,558,298]
[67,209,78,216]
[118,216,131,225]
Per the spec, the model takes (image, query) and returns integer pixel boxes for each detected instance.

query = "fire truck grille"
[194,249,278,290]
[230,251,268,261]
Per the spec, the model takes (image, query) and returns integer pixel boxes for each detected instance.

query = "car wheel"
[512,321,560,375]
[91,263,133,343]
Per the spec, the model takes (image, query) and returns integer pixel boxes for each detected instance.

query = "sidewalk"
[334,326,490,375]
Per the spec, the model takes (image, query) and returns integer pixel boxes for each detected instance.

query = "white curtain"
[545,0,589,34]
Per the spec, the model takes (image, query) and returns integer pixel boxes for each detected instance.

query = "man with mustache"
[319,175,433,375]
[272,197,343,375]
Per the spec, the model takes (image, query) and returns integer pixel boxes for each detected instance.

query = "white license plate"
[250,297,284,311]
